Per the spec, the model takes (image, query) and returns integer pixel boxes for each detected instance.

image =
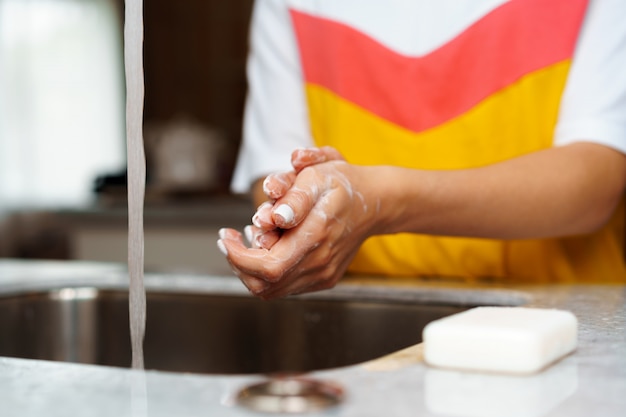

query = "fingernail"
[218,228,228,240]
[252,213,262,228]
[264,174,284,200]
[254,232,262,247]
[244,225,254,244]
[217,239,228,256]
[252,202,272,228]
[256,233,271,250]
[256,201,272,211]
[274,204,294,225]
[262,176,272,195]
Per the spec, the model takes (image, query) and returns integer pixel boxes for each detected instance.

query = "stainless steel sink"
[0,284,526,374]
[0,286,480,374]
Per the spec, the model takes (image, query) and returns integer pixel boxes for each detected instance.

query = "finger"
[258,259,345,300]
[218,227,244,244]
[243,225,259,248]
[237,271,270,295]
[291,146,345,173]
[263,171,296,200]
[257,229,281,250]
[251,201,276,230]
[270,171,323,229]
[217,231,270,294]
[218,233,300,283]
[244,224,280,250]
[256,261,325,299]
[256,274,324,300]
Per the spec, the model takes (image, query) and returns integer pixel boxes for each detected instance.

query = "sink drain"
[235,376,345,414]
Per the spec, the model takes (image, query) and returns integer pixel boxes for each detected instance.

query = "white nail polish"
[257,201,272,211]
[262,176,272,195]
[274,204,294,225]
[217,239,228,256]
[244,225,254,244]
[218,228,228,240]
[255,233,268,250]
[252,213,262,228]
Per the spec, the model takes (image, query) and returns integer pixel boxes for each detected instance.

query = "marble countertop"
[0,260,624,417]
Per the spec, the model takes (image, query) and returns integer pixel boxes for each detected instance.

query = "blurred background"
[0,0,254,273]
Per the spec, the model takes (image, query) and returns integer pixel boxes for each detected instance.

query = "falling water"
[124,0,146,370]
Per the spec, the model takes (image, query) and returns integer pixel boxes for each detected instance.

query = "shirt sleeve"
[230,0,314,194]
[554,0,626,154]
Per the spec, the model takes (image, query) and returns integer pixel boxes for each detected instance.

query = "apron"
[289,0,626,283]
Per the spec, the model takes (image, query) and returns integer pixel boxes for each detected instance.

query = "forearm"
[370,142,626,239]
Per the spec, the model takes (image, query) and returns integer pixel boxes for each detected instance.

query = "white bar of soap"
[423,306,577,374]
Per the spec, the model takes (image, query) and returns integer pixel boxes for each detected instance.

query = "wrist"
[359,165,425,236]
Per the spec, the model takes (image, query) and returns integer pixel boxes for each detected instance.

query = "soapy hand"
[246,147,347,251]
[218,147,378,299]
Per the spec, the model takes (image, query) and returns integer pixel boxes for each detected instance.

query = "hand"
[249,146,347,250]
[218,157,379,299]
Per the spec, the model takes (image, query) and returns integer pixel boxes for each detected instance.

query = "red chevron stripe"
[290,0,588,133]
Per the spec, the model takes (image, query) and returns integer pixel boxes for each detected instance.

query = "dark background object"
[112,0,254,193]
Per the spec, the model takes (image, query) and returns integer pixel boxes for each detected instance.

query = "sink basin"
[0,285,523,374]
